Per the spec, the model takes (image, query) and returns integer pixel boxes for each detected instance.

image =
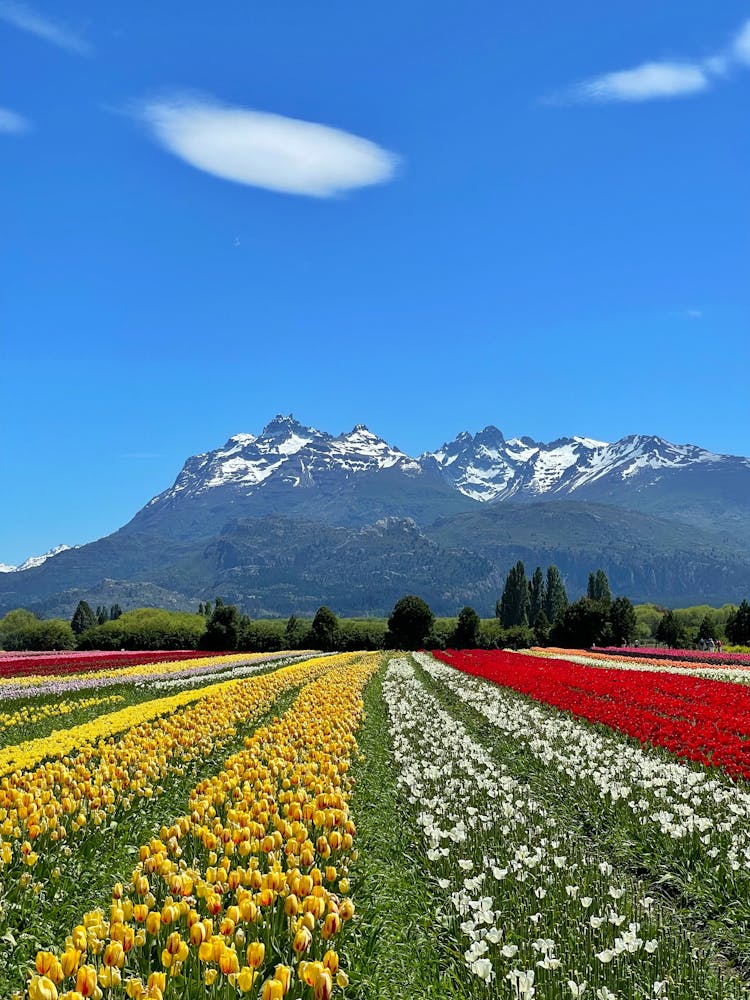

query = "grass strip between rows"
[344,660,465,999]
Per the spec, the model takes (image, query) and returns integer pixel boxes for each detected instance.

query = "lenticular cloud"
[140,94,398,197]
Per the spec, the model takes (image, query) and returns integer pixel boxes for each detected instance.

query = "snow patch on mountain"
[0,544,73,573]
[147,415,747,510]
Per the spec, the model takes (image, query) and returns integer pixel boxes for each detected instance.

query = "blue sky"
[1,1,749,563]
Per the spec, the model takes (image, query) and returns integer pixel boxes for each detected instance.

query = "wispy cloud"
[0,1,91,55]
[573,62,710,103]
[734,19,750,65]
[0,107,31,133]
[137,94,398,198]
[552,16,750,104]
[683,309,703,319]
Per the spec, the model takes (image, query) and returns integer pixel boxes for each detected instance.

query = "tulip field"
[2,648,750,999]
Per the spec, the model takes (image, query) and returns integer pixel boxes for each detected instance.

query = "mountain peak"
[146,414,744,515]
[261,414,311,437]
[474,425,506,446]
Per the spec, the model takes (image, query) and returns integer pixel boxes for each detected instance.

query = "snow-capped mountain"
[423,427,610,502]
[3,415,750,616]
[424,428,745,502]
[148,415,420,507]
[145,415,749,511]
[0,544,72,573]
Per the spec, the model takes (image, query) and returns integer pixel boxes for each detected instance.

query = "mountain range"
[3,414,749,618]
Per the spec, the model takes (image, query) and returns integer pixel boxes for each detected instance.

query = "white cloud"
[0,1,91,55]
[684,309,703,319]
[733,18,750,64]
[0,107,30,133]
[554,16,750,105]
[138,94,398,198]
[574,61,709,102]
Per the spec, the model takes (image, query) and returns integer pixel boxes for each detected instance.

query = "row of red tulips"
[435,648,750,780]
[0,649,215,679]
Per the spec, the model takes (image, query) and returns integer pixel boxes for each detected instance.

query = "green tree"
[201,600,241,651]
[34,619,76,650]
[587,569,612,605]
[284,615,305,649]
[76,608,205,650]
[388,595,435,650]
[96,605,109,625]
[608,596,637,646]
[70,600,96,636]
[0,609,74,651]
[452,606,481,649]
[0,609,39,649]
[500,625,536,650]
[109,604,123,621]
[552,598,610,649]
[544,566,568,623]
[727,600,750,645]
[532,610,551,646]
[697,614,719,644]
[310,607,339,651]
[528,567,545,623]
[498,561,530,628]
[239,618,286,653]
[655,610,686,648]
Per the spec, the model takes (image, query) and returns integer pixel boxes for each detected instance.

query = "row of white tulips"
[382,657,733,999]
[415,652,750,892]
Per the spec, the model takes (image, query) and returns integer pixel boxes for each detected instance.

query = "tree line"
[1,581,749,652]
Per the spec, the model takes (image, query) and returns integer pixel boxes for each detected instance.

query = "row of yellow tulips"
[0,694,126,734]
[23,651,379,1000]
[0,655,335,886]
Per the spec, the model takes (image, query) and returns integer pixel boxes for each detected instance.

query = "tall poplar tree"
[529,566,545,622]
[499,561,530,627]
[544,566,568,624]
[587,569,612,604]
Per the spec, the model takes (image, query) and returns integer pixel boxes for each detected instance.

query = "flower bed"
[435,648,750,779]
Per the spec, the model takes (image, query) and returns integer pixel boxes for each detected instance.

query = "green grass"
[342,662,467,999]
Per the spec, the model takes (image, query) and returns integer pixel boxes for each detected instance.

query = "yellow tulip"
[103,941,125,968]
[274,964,291,994]
[28,976,58,1000]
[75,966,97,997]
[237,967,257,992]
[246,941,265,968]
[60,948,81,977]
[261,979,284,1000]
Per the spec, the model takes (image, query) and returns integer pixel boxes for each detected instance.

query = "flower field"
[3,647,750,999]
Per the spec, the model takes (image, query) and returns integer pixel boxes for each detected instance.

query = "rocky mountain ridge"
[149,414,749,509]
[2,415,749,617]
